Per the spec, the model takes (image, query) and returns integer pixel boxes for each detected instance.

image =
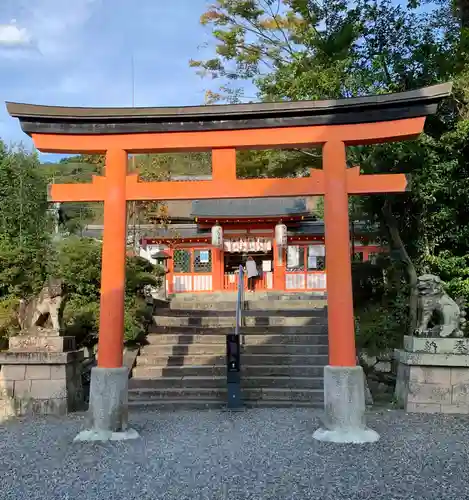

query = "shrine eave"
[6,83,452,136]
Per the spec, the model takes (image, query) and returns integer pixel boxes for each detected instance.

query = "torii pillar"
[313,141,380,443]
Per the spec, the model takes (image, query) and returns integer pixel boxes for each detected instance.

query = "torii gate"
[7,82,451,443]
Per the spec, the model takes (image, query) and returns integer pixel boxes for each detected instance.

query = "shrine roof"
[6,83,452,135]
[191,198,308,218]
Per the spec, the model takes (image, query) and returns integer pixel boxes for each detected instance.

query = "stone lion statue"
[18,278,67,336]
[415,274,466,338]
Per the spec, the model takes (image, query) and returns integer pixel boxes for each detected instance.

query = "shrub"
[63,296,100,349]
[56,236,163,350]
[0,296,20,349]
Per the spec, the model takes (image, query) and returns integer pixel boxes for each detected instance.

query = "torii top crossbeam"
[6,83,452,373]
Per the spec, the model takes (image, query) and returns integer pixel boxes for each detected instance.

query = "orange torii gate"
[7,82,451,443]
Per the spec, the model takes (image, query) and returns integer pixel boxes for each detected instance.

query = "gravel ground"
[1,408,469,500]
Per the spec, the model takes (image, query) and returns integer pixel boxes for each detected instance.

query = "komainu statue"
[18,278,67,336]
[415,274,466,338]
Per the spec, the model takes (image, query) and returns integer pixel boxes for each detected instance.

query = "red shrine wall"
[143,225,383,294]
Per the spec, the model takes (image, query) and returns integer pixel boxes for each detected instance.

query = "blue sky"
[0,0,231,160]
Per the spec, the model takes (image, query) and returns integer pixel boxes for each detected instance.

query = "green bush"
[56,236,102,299]
[355,291,409,357]
[0,296,20,349]
[124,296,154,346]
[55,237,163,349]
[354,257,410,356]
[352,260,386,308]
[424,252,469,305]
[63,296,100,348]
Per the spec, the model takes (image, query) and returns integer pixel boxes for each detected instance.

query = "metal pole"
[226,264,243,410]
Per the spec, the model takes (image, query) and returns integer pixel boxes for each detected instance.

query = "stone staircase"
[128,292,328,410]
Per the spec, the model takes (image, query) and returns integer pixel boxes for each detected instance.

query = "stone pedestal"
[395,336,469,414]
[0,335,84,419]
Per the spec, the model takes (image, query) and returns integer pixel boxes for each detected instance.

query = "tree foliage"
[56,236,164,347]
[192,0,469,354]
[0,142,52,297]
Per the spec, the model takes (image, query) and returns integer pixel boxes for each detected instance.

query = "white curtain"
[224,238,273,253]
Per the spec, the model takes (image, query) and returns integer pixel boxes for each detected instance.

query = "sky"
[0,0,230,161]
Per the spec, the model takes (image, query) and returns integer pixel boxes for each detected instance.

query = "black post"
[226,333,242,409]
[226,264,244,410]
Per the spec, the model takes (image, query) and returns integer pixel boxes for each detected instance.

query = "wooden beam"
[346,167,408,194]
[48,175,106,202]
[32,117,426,154]
[48,167,408,203]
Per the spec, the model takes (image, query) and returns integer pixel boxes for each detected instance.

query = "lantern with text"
[211,222,223,248]
[275,221,287,267]
[275,222,287,248]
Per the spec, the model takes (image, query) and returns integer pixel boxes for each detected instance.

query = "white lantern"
[275,221,287,247]
[211,222,223,248]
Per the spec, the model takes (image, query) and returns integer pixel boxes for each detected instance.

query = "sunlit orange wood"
[31,117,425,154]
[323,140,357,367]
[212,148,236,182]
[97,149,128,369]
[47,169,407,203]
[48,175,106,202]
[346,167,407,193]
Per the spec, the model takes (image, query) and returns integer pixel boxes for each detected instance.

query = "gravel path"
[1,408,469,500]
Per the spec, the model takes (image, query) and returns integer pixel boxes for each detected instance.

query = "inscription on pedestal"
[8,336,76,353]
[403,336,469,355]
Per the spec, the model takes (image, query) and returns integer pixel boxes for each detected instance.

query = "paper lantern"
[211,223,223,248]
[275,222,287,247]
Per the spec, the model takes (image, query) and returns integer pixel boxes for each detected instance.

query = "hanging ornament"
[275,221,287,247]
[211,222,223,248]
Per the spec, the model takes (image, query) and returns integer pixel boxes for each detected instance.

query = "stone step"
[139,344,329,358]
[134,353,328,367]
[158,309,327,318]
[153,316,327,328]
[245,400,323,408]
[129,375,323,390]
[169,300,327,311]
[128,399,224,411]
[128,387,324,402]
[169,292,326,302]
[132,364,325,378]
[128,399,323,411]
[148,325,328,335]
[145,333,329,345]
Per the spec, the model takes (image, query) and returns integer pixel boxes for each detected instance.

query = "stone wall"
[0,349,84,419]
[359,350,395,401]
[395,336,469,414]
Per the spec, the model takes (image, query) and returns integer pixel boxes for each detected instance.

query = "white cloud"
[27,0,100,59]
[0,0,221,148]
[0,20,32,48]
[0,0,101,60]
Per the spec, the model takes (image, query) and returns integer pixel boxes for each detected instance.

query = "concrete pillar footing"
[313,365,379,444]
[74,366,136,442]
[74,428,139,442]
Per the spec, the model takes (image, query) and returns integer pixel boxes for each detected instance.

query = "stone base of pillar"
[74,366,139,442]
[313,365,379,444]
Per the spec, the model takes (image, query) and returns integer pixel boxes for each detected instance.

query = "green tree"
[191,0,469,352]
[57,236,164,347]
[0,142,52,297]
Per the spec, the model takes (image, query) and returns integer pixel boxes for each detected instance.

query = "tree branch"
[382,199,418,334]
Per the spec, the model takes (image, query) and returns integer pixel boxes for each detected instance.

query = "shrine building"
[140,192,382,294]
